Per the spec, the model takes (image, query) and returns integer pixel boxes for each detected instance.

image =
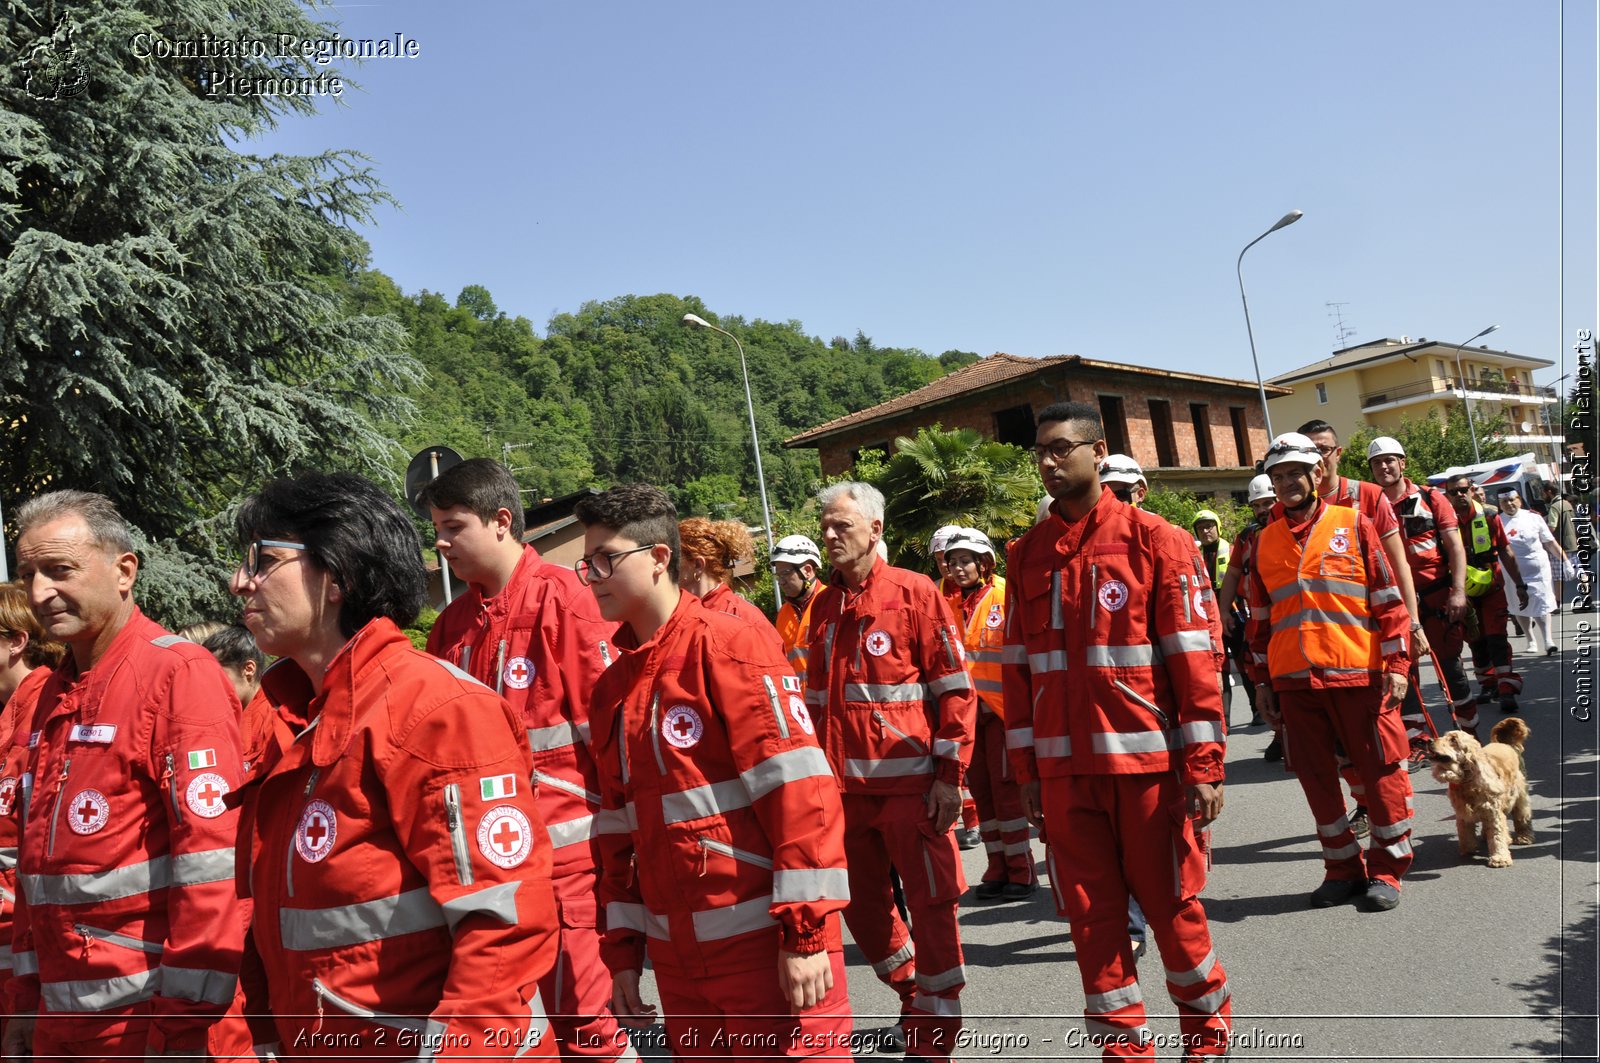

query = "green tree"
[1338,405,1514,483]
[1141,489,1253,544]
[1,1,416,625]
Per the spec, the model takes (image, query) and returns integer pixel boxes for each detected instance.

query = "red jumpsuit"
[591,591,852,1060]
[806,559,976,1061]
[958,576,1032,888]
[0,666,50,1044]
[1004,489,1231,1062]
[240,618,561,1059]
[1246,502,1415,891]
[427,545,632,1062]
[1388,481,1475,738]
[4,611,250,1059]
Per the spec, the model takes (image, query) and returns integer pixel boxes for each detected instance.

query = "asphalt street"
[630,608,1599,1062]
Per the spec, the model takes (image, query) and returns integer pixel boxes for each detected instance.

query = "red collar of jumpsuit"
[239,617,561,1058]
[588,590,849,979]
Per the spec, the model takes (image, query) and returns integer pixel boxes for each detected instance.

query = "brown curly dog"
[1429,717,1533,868]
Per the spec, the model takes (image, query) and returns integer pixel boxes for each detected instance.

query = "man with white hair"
[806,483,976,1062]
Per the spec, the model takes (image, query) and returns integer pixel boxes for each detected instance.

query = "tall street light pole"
[1236,209,1304,440]
[682,313,775,556]
[1453,324,1500,464]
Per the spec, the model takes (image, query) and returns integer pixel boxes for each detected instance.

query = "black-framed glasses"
[1446,487,1472,497]
[239,539,308,580]
[1033,438,1097,464]
[1315,444,1339,456]
[575,544,660,586]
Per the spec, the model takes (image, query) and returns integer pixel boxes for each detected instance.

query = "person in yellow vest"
[943,528,1035,901]
[772,534,823,685]
[1245,433,1415,912]
[1193,508,1255,723]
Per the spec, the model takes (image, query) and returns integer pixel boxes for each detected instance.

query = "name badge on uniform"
[69,724,117,744]
[27,731,39,749]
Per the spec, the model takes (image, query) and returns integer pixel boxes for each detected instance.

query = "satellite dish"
[1521,421,1534,434]
[404,446,464,518]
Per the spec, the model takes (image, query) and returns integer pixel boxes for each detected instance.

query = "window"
[1230,407,1252,465]
[1436,359,1448,380]
[992,404,1036,448]
[1315,383,1329,404]
[1098,395,1129,456]
[1189,403,1214,466]
[1147,399,1178,467]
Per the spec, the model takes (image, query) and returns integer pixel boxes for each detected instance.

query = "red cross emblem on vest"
[67,788,110,835]
[477,805,533,869]
[296,799,337,863]
[662,705,704,749]
[186,772,230,819]
[504,655,534,690]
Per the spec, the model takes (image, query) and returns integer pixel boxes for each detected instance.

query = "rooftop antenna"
[1326,302,1357,351]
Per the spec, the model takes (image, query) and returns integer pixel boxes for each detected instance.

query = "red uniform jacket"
[804,559,977,794]
[702,584,785,652]
[590,591,848,980]
[0,667,51,987]
[4,610,245,1053]
[1390,479,1460,592]
[427,546,618,879]
[241,619,560,1058]
[1321,475,1401,538]
[1002,490,1227,787]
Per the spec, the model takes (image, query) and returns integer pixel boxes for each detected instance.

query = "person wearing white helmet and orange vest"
[1218,476,1282,755]
[1365,437,1476,747]
[772,535,824,685]
[1246,433,1414,913]
[928,524,981,849]
[943,528,1035,902]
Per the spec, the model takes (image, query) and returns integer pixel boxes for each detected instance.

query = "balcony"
[1360,376,1557,412]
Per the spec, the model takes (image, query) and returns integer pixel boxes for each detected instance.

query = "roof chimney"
[1400,335,1410,343]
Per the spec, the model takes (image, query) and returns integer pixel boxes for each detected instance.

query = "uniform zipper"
[855,619,868,671]
[760,675,790,739]
[287,768,321,900]
[46,757,72,858]
[312,977,429,1032]
[872,710,928,754]
[163,751,184,827]
[822,624,836,678]
[75,923,163,957]
[936,625,960,670]
[599,640,614,668]
[443,783,474,886]
[1112,678,1171,731]
[696,835,774,872]
[1180,575,1192,623]
[1050,572,1063,630]
[616,703,630,785]
[493,639,509,695]
[647,692,666,774]
[1088,564,1098,629]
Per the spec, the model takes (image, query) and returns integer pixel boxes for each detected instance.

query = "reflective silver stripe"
[549,814,596,848]
[0,847,16,871]
[1322,842,1361,861]
[279,887,447,950]
[160,964,238,1006]
[771,867,850,903]
[1371,817,1413,840]
[1380,839,1413,859]
[1084,1019,1146,1042]
[1372,586,1402,606]
[1407,538,1440,554]
[973,678,1004,694]
[970,649,1004,664]
[1381,638,1405,655]
[1028,650,1069,673]
[998,817,1030,833]
[1181,722,1224,745]
[1251,652,1268,665]
[605,902,670,940]
[1271,607,1368,632]
[1086,981,1144,1013]
[662,779,749,824]
[846,682,927,702]
[11,949,36,976]
[872,940,915,976]
[174,847,236,887]
[0,944,11,969]
[1001,644,1027,664]
[1175,980,1231,1015]
[23,856,172,905]
[927,671,970,696]
[932,738,961,760]
[528,720,589,752]
[43,970,157,1011]
[1006,727,1035,750]
[804,689,828,708]
[441,881,521,933]
[594,806,635,835]
[1003,840,1032,856]
[1085,644,1155,668]
[912,992,962,1016]
[1158,630,1214,657]
[1035,735,1072,758]
[1165,949,1216,986]
[511,989,552,1060]
[1317,816,1351,838]
[532,770,599,806]
[692,896,777,941]
[844,756,933,779]
[1292,576,1369,601]
[1092,730,1170,755]
[742,745,834,800]
[151,634,186,648]
[914,964,966,993]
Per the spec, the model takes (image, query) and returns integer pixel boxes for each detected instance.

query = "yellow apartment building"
[1266,336,1563,463]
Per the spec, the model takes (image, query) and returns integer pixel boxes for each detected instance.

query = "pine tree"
[1,1,417,623]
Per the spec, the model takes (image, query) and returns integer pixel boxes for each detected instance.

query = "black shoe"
[957,828,982,850]
[1547,646,1559,656]
[1476,690,1495,705]
[1248,714,1263,727]
[1001,881,1037,901]
[1500,696,1519,715]
[1309,878,1362,908]
[1349,806,1370,839]
[1361,879,1400,911]
[1263,735,1283,761]
[973,880,1005,901]
[1130,936,1148,961]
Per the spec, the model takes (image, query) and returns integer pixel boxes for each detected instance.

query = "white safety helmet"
[1261,432,1322,473]
[943,527,995,559]
[1367,436,1405,461]
[770,534,821,568]
[930,524,963,554]
[1246,474,1275,504]
[1099,453,1146,487]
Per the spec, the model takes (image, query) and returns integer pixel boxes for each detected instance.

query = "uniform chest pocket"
[1019,571,1063,637]
[850,610,915,680]
[1316,550,1363,584]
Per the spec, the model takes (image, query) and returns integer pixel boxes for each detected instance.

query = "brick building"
[783,353,1289,500]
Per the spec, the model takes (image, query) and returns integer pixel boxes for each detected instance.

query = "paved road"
[632,609,1598,1062]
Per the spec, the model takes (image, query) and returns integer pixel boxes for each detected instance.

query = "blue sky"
[254,1,1596,391]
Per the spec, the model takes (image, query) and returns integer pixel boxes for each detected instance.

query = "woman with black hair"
[230,471,561,1059]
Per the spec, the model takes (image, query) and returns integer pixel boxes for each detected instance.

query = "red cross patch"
[788,695,815,736]
[865,630,892,657]
[1329,533,1350,554]
[295,799,337,863]
[985,605,1004,629]
[503,656,534,690]
[185,772,230,819]
[1097,579,1129,612]
[1192,589,1209,620]
[477,804,533,869]
[662,705,704,749]
[67,789,109,835]
[0,776,16,817]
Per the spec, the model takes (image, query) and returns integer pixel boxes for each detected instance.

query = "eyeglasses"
[239,539,308,580]
[574,544,659,585]
[1033,438,1097,464]
[1446,487,1472,497]
[1315,444,1339,456]
[1109,486,1134,503]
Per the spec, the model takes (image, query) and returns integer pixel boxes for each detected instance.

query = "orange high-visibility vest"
[960,576,1006,715]
[1257,509,1381,680]
[776,591,817,684]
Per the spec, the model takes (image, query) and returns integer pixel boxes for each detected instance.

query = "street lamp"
[1453,324,1500,464]
[682,312,775,555]
[1236,210,1304,441]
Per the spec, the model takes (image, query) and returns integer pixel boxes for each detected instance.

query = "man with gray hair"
[805,482,976,1061]
[2,491,249,1058]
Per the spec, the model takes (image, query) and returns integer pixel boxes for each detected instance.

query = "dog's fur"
[1429,718,1533,868]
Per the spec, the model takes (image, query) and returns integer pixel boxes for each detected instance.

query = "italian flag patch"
[480,774,518,800]
[187,749,216,770]
[781,675,802,693]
